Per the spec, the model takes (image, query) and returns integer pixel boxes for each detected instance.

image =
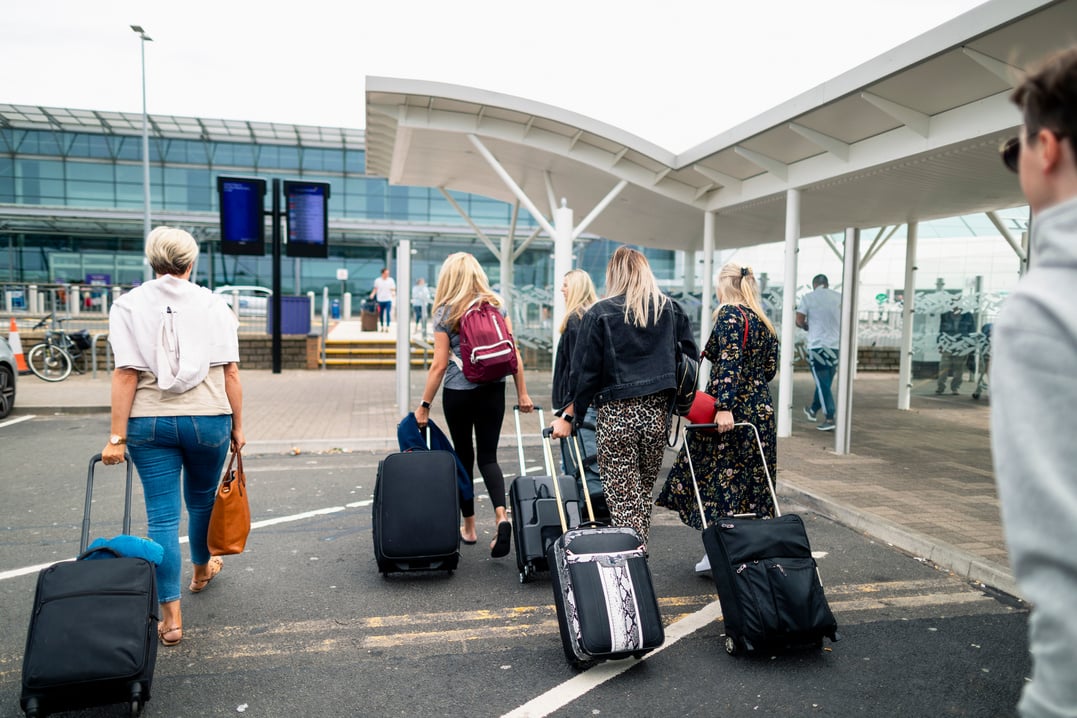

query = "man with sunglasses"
[991,46,1077,718]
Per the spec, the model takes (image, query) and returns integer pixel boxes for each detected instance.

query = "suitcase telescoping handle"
[512,404,545,477]
[81,453,135,554]
[540,427,572,534]
[682,422,781,529]
[567,431,598,525]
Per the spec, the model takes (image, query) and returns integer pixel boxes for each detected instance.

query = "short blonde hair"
[432,252,503,331]
[560,269,597,333]
[145,226,199,276]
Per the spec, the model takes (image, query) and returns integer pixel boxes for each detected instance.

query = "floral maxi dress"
[656,304,779,528]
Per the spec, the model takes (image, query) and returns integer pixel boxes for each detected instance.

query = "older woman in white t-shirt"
[101,226,245,648]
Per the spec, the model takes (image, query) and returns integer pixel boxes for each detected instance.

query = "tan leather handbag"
[207,449,250,556]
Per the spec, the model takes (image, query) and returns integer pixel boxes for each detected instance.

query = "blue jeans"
[808,347,838,421]
[559,407,601,496]
[377,300,392,327]
[126,415,233,603]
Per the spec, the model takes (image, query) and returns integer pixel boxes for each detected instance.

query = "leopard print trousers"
[595,391,672,545]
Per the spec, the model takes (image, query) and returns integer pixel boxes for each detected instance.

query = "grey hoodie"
[991,195,1077,718]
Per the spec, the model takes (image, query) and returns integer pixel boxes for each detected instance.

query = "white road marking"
[0,499,374,582]
[0,414,35,428]
[501,600,725,718]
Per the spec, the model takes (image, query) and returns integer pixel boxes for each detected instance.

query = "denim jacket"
[570,295,697,418]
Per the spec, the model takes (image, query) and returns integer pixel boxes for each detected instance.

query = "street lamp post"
[131,25,152,278]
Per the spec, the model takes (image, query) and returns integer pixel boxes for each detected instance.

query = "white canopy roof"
[366,0,1077,251]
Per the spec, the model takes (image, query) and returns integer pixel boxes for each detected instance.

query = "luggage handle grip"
[540,427,571,533]
[681,422,780,530]
[82,453,135,554]
[513,405,545,476]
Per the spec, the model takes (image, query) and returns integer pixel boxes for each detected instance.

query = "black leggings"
[442,382,507,518]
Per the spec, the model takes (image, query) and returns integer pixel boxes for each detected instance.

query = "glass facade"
[0,116,616,299]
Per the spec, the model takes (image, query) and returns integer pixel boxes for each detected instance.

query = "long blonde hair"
[605,246,668,328]
[560,269,598,333]
[432,252,503,331]
[715,262,775,336]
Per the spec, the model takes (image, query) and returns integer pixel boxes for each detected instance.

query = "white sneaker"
[695,554,711,574]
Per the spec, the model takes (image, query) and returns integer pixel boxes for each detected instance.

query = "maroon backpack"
[456,301,519,383]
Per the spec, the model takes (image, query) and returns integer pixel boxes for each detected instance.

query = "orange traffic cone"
[8,317,30,374]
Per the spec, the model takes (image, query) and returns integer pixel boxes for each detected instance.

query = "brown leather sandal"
[189,556,223,593]
[158,624,183,646]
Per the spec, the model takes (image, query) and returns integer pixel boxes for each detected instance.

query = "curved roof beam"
[860,92,931,138]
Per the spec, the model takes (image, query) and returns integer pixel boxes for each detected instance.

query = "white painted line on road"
[0,414,35,428]
[0,499,375,583]
[501,599,724,718]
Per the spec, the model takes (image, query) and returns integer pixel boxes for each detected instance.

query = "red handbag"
[686,390,718,426]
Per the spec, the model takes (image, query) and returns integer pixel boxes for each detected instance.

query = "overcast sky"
[2,0,988,153]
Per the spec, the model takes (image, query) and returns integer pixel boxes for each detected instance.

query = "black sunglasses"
[1000,136,1020,173]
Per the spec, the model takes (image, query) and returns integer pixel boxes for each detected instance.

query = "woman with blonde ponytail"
[657,262,779,574]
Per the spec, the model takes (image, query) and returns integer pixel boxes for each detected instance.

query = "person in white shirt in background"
[370,268,396,332]
[412,277,432,338]
[796,274,842,431]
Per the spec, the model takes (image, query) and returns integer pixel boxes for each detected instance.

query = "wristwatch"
[420,400,432,409]
[109,434,126,446]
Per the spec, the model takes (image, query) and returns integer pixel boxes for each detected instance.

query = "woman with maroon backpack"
[414,252,534,557]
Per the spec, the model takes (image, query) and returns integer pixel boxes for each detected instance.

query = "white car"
[214,285,272,316]
[0,335,17,419]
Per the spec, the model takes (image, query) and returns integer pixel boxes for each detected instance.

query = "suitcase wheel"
[724,635,737,656]
[519,564,535,584]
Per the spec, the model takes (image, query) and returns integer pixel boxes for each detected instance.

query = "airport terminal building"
[0,103,672,304]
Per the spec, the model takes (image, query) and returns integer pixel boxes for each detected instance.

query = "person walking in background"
[796,273,841,431]
[101,226,245,648]
[935,305,975,395]
[551,269,607,520]
[370,267,396,332]
[991,46,1077,718]
[551,246,696,546]
[414,252,533,556]
[658,263,779,574]
[412,277,432,338]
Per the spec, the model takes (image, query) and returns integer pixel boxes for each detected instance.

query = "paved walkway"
[11,366,1015,597]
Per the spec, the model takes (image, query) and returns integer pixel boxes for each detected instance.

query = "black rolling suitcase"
[683,421,839,656]
[508,406,582,583]
[21,454,158,718]
[544,429,665,667]
[373,428,460,575]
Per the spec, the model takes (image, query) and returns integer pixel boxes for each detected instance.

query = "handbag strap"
[735,306,749,349]
[223,448,243,483]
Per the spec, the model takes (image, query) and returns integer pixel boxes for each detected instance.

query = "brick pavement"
[12,365,1015,597]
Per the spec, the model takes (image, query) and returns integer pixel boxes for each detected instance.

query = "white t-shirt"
[797,287,842,349]
[373,276,396,302]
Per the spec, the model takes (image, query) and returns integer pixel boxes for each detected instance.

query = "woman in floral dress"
[656,262,778,573]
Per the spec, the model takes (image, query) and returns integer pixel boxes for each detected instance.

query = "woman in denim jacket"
[551,246,696,545]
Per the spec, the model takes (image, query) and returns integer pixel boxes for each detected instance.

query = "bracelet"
[421,400,431,409]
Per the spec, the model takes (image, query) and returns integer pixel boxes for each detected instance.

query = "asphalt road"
[0,413,1030,717]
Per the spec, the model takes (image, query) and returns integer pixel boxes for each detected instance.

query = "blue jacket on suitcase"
[396,414,474,501]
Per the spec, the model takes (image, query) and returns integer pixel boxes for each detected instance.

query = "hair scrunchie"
[741,266,752,277]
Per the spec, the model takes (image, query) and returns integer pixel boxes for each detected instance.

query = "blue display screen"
[217,177,266,255]
[284,181,330,258]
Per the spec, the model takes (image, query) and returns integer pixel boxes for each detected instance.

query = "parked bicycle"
[27,314,91,382]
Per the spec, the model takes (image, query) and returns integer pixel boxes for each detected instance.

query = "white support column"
[396,238,412,417]
[684,251,697,294]
[700,212,715,355]
[501,235,513,313]
[777,190,800,438]
[552,202,573,369]
[835,228,860,455]
[898,222,918,410]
